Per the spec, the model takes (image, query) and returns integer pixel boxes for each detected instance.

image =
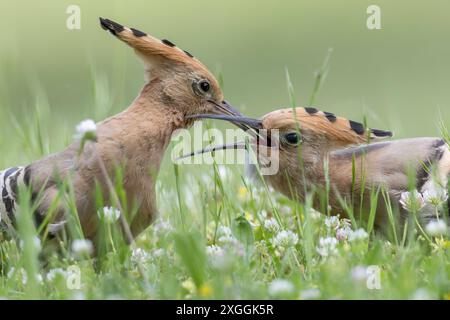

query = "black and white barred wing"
[0,167,25,228]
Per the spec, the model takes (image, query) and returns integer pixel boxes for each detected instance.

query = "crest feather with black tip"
[262,107,393,148]
[99,18,213,80]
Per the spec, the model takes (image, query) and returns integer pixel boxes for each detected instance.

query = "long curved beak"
[209,100,244,117]
[186,112,263,139]
[175,142,247,161]
[181,112,272,161]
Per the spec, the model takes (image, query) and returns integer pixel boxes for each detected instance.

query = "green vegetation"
[0,0,449,300]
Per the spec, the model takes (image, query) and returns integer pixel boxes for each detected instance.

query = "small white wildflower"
[308,208,322,220]
[423,188,448,207]
[206,245,224,257]
[258,210,268,221]
[217,236,245,257]
[299,288,321,300]
[46,268,67,281]
[324,216,340,230]
[399,190,425,213]
[206,245,233,270]
[71,239,94,257]
[72,291,86,300]
[98,206,121,223]
[153,219,174,237]
[217,234,236,245]
[7,268,43,285]
[271,230,299,249]
[336,227,352,241]
[75,119,97,140]
[264,218,280,233]
[350,265,368,282]
[217,226,233,238]
[425,220,448,237]
[316,237,338,257]
[151,248,165,259]
[348,228,369,242]
[131,248,150,264]
[411,288,435,300]
[268,279,295,297]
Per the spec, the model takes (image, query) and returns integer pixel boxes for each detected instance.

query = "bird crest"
[261,107,393,148]
[99,18,217,83]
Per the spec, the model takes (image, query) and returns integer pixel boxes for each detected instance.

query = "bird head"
[185,107,393,178]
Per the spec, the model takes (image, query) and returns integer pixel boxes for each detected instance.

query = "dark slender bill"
[175,142,247,161]
[210,100,244,117]
[186,113,263,139]
[186,114,262,129]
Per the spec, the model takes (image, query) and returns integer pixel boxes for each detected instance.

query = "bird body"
[0,18,241,243]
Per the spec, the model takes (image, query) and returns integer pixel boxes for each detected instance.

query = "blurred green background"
[0,0,449,169]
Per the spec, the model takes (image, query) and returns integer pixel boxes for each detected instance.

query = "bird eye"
[283,132,301,146]
[199,80,210,93]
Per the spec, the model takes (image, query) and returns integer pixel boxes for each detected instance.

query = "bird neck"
[96,80,186,175]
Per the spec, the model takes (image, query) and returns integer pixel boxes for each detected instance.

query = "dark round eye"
[283,132,301,145]
[199,80,210,93]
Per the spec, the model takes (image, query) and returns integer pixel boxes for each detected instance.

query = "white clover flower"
[350,265,368,282]
[217,234,238,246]
[206,245,233,270]
[206,245,224,257]
[98,206,121,223]
[131,248,151,264]
[316,237,338,257]
[336,227,352,241]
[258,210,268,221]
[152,248,165,259]
[271,230,299,249]
[72,291,86,300]
[217,226,233,238]
[153,219,174,237]
[264,218,280,233]
[308,208,322,220]
[399,190,425,213]
[7,268,43,285]
[411,288,435,300]
[324,216,340,230]
[425,220,448,237]
[71,239,94,257]
[46,268,67,281]
[217,236,245,257]
[75,119,97,140]
[348,228,369,242]
[423,188,448,207]
[268,279,295,297]
[299,288,321,300]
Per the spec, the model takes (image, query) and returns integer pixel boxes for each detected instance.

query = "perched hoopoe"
[0,18,242,243]
[188,107,450,228]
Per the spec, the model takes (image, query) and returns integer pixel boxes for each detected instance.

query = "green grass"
[0,0,450,300]
[0,64,449,301]
[0,163,449,299]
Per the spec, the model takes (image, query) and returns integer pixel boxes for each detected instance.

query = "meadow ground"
[0,0,449,300]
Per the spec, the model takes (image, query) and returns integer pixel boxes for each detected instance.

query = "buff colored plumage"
[0,18,242,245]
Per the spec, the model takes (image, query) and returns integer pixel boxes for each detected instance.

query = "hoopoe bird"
[187,107,449,229]
[0,18,242,243]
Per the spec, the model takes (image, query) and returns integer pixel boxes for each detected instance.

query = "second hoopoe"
[188,107,449,229]
[0,18,242,243]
